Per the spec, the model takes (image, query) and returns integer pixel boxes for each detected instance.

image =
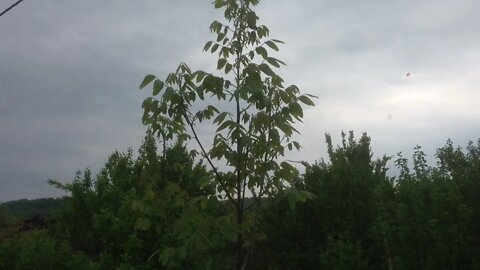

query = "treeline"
[1,131,479,269]
[0,198,65,221]
[255,132,480,269]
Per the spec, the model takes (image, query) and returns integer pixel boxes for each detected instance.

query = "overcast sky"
[1,0,479,201]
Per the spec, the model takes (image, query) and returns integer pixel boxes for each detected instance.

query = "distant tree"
[0,205,15,230]
[390,141,477,269]
[436,139,480,267]
[49,132,216,269]
[253,131,393,269]
[0,198,64,220]
[254,134,478,270]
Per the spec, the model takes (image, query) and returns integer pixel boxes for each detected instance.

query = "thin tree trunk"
[384,235,394,270]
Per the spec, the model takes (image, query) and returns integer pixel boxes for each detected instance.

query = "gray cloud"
[1,0,479,201]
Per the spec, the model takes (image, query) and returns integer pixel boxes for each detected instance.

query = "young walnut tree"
[139,0,315,268]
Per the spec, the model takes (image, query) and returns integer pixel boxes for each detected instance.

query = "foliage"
[48,131,221,269]
[2,132,480,269]
[2,0,479,268]
[252,132,478,269]
[392,145,474,269]
[253,132,391,269]
[0,230,98,270]
[139,0,314,268]
[0,205,16,230]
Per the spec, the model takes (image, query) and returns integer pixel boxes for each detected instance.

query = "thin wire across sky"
[0,0,24,18]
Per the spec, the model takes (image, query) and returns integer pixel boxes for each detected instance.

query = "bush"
[0,230,97,270]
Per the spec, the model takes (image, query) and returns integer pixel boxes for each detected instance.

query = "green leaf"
[293,141,301,150]
[210,145,223,159]
[214,111,229,124]
[275,58,286,66]
[279,90,291,103]
[203,41,213,52]
[266,57,280,68]
[289,102,303,118]
[159,248,176,266]
[222,37,229,45]
[211,44,219,53]
[242,112,250,123]
[286,84,300,95]
[265,40,279,51]
[255,46,268,59]
[142,97,151,109]
[217,58,227,70]
[195,71,206,83]
[207,105,220,114]
[281,161,296,172]
[130,200,145,212]
[298,95,315,106]
[248,31,257,44]
[259,63,275,77]
[221,47,231,58]
[300,190,316,200]
[257,27,265,39]
[196,87,205,100]
[216,120,231,132]
[163,87,175,101]
[247,11,257,29]
[276,115,292,136]
[153,79,164,96]
[285,190,299,209]
[225,63,233,74]
[198,175,210,187]
[217,32,226,42]
[134,217,151,231]
[178,133,190,142]
[272,75,284,87]
[139,74,156,89]
[214,0,227,8]
[277,123,292,137]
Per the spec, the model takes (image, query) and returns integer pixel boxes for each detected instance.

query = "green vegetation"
[139,0,314,268]
[1,0,479,269]
[1,132,479,269]
[0,231,98,270]
[253,132,480,269]
[0,198,64,220]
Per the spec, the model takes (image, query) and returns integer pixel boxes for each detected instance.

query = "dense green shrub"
[0,230,97,270]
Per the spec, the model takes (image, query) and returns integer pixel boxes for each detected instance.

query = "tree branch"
[183,113,237,206]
